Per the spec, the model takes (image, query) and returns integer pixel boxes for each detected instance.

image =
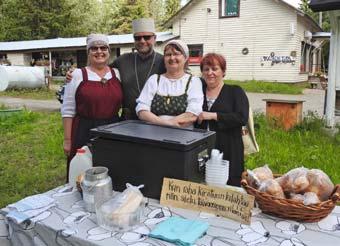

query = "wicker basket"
[241,171,340,223]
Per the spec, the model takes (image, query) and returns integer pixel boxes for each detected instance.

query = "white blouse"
[136,73,203,117]
[61,67,120,118]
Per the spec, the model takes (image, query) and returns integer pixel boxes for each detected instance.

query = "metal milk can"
[81,166,112,212]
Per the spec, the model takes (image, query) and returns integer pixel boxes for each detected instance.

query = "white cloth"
[136,73,203,117]
[61,67,120,118]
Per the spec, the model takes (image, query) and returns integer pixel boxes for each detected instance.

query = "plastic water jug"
[68,146,93,190]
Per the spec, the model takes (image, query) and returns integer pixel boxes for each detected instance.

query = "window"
[220,0,240,18]
[188,44,203,65]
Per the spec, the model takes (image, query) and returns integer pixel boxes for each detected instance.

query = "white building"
[165,0,323,82]
[0,32,176,76]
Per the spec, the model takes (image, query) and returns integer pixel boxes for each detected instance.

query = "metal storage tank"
[0,66,46,91]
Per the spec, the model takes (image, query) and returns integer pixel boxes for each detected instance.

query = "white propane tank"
[0,65,46,91]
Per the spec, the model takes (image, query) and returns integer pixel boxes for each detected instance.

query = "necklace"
[134,52,156,93]
[88,66,109,84]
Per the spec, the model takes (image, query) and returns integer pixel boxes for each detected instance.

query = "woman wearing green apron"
[136,40,203,127]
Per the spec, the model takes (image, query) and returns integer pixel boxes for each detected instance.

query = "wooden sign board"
[160,178,255,225]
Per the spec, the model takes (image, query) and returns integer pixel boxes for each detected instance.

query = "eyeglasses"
[164,52,183,58]
[89,46,109,52]
[133,35,154,41]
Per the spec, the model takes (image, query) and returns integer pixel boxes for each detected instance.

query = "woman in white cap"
[136,39,203,127]
[61,34,123,178]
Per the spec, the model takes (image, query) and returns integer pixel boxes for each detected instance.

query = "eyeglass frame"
[133,35,155,42]
[89,46,109,52]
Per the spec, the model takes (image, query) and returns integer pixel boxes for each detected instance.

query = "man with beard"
[65,18,165,120]
[113,18,165,120]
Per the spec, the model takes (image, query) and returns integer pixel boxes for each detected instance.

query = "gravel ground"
[0,88,339,123]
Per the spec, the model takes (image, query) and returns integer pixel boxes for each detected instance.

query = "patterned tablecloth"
[0,185,339,246]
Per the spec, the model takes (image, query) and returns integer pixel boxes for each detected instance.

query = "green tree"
[96,0,118,34]
[110,0,147,34]
[0,0,104,41]
[164,0,180,21]
[299,0,330,31]
[61,0,102,37]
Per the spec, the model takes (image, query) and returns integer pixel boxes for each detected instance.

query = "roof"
[312,32,331,39]
[0,32,177,52]
[164,0,322,31]
[310,0,340,12]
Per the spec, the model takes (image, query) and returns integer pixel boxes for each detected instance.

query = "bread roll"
[276,167,309,194]
[258,179,285,198]
[306,169,334,201]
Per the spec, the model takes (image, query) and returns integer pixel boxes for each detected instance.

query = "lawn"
[0,78,62,100]
[0,109,65,208]
[225,80,308,94]
[0,87,57,100]
[0,80,307,101]
[0,108,339,208]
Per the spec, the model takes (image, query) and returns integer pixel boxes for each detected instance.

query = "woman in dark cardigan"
[196,53,249,186]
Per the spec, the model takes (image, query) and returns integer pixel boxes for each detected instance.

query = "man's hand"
[65,67,75,83]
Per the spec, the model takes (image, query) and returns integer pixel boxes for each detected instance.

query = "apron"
[150,74,192,116]
[67,68,123,177]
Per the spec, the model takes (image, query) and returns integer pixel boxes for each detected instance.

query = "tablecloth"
[1,185,339,246]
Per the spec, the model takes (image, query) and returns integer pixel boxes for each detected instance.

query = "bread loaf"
[276,167,309,194]
[306,169,334,201]
[258,179,285,198]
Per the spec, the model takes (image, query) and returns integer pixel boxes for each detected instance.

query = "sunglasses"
[133,35,154,41]
[89,46,109,52]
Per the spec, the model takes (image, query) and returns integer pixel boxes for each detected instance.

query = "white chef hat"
[132,18,156,34]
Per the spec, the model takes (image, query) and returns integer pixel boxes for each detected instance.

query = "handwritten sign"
[160,178,255,224]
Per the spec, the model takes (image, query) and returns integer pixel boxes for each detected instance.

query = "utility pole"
[325,10,340,127]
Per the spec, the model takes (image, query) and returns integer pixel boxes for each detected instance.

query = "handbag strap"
[247,107,259,151]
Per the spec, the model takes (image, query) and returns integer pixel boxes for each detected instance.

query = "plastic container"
[68,146,93,190]
[205,149,229,187]
[96,202,144,231]
[90,120,216,199]
[96,184,145,231]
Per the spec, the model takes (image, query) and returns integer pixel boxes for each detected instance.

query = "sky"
[181,0,302,9]
[284,0,301,8]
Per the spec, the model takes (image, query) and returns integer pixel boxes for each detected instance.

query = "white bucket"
[0,65,45,91]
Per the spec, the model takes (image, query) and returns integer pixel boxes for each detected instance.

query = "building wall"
[171,0,320,82]
[7,53,26,66]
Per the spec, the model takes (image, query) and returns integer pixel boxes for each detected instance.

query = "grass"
[0,80,308,101]
[245,112,340,184]
[225,80,308,94]
[0,87,57,100]
[0,108,339,208]
[0,78,64,100]
[0,109,65,208]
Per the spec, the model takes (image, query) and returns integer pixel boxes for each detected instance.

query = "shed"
[0,32,177,76]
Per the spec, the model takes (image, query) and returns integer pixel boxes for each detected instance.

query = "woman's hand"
[198,111,217,124]
[166,118,181,127]
[65,68,75,82]
[63,139,71,156]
